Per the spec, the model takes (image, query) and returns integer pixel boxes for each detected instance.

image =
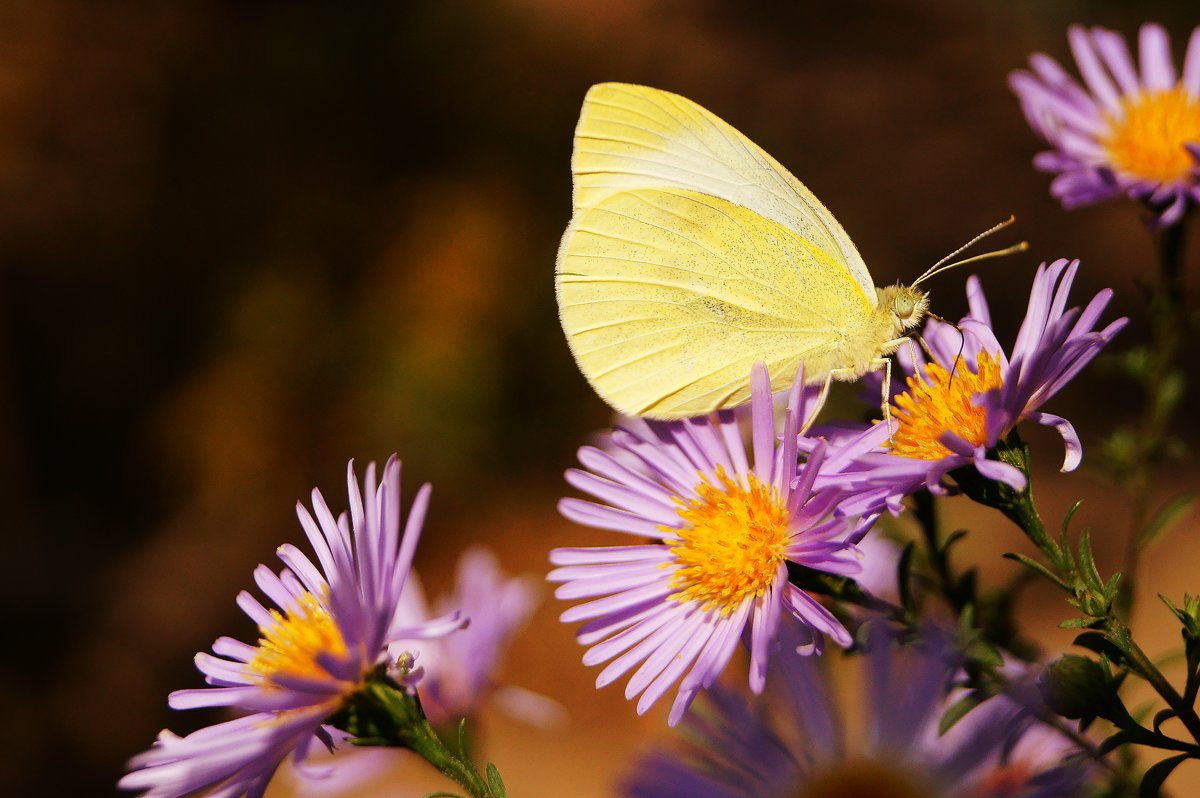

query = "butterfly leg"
[877,357,894,442]
[798,371,836,436]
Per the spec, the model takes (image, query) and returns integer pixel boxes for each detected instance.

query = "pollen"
[248,592,348,684]
[666,468,790,613]
[889,350,1004,460]
[1104,86,1200,183]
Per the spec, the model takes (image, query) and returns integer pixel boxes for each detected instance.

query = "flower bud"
[1038,655,1113,720]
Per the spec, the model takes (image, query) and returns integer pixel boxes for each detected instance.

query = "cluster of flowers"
[119,21,1196,798]
[550,258,1123,795]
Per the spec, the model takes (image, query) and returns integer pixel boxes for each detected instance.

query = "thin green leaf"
[1152,708,1177,733]
[897,541,916,615]
[1059,617,1099,629]
[1077,530,1103,592]
[968,639,1004,668]
[1139,492,1197,552]
[940,529,968,556]
[1098,729,1137,756]
[486,764,508,798]
[1061,500,1083,554]
[939,691,985,735]
[1003,551,1067,589]
[1140,753,1189,798]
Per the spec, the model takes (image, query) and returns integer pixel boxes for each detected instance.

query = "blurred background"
[2,0,1199,795]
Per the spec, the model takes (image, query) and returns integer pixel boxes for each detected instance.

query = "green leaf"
[1140,492,1197,552]
[1140,753,1189,797]
[1061,500,1082,555]
[897,541,916,615]
[938,691,985,735]
[1072,631,1123,660]
[1002,551,1067,589]
[1059,617,1100,629]
[1098,729,1137,756]
[1077,530,1103,592]
[940,529,968,555]
[967,639,1004,668]
[1152,708,1177,733]
[486,763,508,798]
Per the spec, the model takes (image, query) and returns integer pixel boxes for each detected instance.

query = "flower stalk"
[332,667,508,798]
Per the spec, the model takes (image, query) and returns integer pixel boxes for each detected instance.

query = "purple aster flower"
[389,545,547,728]
[805,259,1126,495]
[549,363,872,726]
[624,621,1092,798]
[119,457,465,798]
[1009,23,1200,226]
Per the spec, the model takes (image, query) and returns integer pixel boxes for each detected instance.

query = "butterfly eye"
[894,295,915,319]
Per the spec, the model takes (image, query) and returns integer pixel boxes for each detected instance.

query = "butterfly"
[556,83,1007,425]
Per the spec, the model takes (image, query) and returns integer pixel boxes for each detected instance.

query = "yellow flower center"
[795,759,933,798]
[248,592,349,684]
[1103,86,1200,182]
[666,468,790,613]
[889,350,1004,460]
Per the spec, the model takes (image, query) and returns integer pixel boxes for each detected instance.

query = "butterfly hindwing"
[558,187,873,418]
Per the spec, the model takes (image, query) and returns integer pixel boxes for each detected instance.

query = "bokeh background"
[3,0,1199,795]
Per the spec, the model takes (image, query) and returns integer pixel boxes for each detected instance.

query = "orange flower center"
[1103,86,1200,182]
[889,351,1004,460]
[665,468,790,614]
[248,591,349,685]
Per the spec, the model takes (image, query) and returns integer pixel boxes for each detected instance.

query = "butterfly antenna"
[922,310,969,389]
[912,216,1027,287]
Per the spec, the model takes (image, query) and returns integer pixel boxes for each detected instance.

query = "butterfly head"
[879,283,929,334]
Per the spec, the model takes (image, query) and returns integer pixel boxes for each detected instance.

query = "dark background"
[2,1,1198,795]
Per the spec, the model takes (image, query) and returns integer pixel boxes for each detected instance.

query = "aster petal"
[582,602,679,667]
[629,611,711,703]
[549,544,674,566]
[564,468,681,524]
[750,362,774,485]
[553,562,672,600]
[1027,410,1083,471]
[1184,26,1200,96]
[972,449,1027,491]
[1138,23,1176,92]
[964,275,991,327]
[560,580,674,624]
[1069,25,1122,112]
[598,605,694,689]
[1093,27,1141,95]
[557,497,672,538]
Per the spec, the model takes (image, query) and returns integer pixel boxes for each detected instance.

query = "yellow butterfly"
[557,82,946,423]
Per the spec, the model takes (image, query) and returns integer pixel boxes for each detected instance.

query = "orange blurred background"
[2,1,1199,795]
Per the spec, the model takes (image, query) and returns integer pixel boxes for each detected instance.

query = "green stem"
[1106,616,1200,751]
[1118,213,1190,617]
[333,675,504,798]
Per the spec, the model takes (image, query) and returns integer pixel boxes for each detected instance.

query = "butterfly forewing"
[567,82,874,298]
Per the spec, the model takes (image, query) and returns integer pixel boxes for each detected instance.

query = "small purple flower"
[120,457,464,798]
[1009,23,1200,226]
[550,363,871,725]
[807,259,1125,495]
[389,545,544,728]
[624,621,1092,798]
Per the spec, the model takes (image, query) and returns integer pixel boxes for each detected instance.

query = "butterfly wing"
[567,82,874,298]
[558,187,874,418]
[557,83,878,418]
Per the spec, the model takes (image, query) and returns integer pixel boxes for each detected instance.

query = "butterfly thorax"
[824,283,929,382]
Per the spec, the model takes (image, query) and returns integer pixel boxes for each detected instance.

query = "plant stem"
[1118,213,1190,617]
[1105,616,1200,751]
